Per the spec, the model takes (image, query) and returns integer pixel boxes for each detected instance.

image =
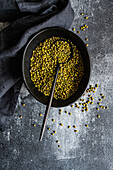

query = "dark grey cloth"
[0,0,74,131]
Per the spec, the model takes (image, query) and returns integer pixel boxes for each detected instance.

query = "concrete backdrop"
[0,0,113,170]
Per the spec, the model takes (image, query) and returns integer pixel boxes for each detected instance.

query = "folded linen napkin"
[0,0,74,131]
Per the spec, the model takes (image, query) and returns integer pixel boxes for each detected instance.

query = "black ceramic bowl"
[23,27,90,107]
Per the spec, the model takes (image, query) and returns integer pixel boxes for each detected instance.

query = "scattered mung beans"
[97,115,100,118]
[84,16,88,19]
[74,130,78,132]
[85,124,88,127]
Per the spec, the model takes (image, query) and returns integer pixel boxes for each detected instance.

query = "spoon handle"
[39,66,60,141]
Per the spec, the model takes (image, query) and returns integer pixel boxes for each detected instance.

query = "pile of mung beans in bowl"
[23,27,90,107]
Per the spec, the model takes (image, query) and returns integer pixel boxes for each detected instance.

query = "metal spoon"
[39,39,73,141]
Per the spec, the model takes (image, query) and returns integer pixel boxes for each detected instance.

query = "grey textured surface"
[0,0,113,170]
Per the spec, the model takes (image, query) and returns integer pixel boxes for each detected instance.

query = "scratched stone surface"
[0,0,113,170]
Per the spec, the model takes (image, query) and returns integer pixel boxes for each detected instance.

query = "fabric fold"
[0,0,74,131]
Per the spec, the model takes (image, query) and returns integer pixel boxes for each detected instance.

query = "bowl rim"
[22,26,90,107]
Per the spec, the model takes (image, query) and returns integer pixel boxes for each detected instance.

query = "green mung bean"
[30,36,84,100]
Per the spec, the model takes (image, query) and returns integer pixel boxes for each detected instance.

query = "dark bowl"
[22,27,90,107]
